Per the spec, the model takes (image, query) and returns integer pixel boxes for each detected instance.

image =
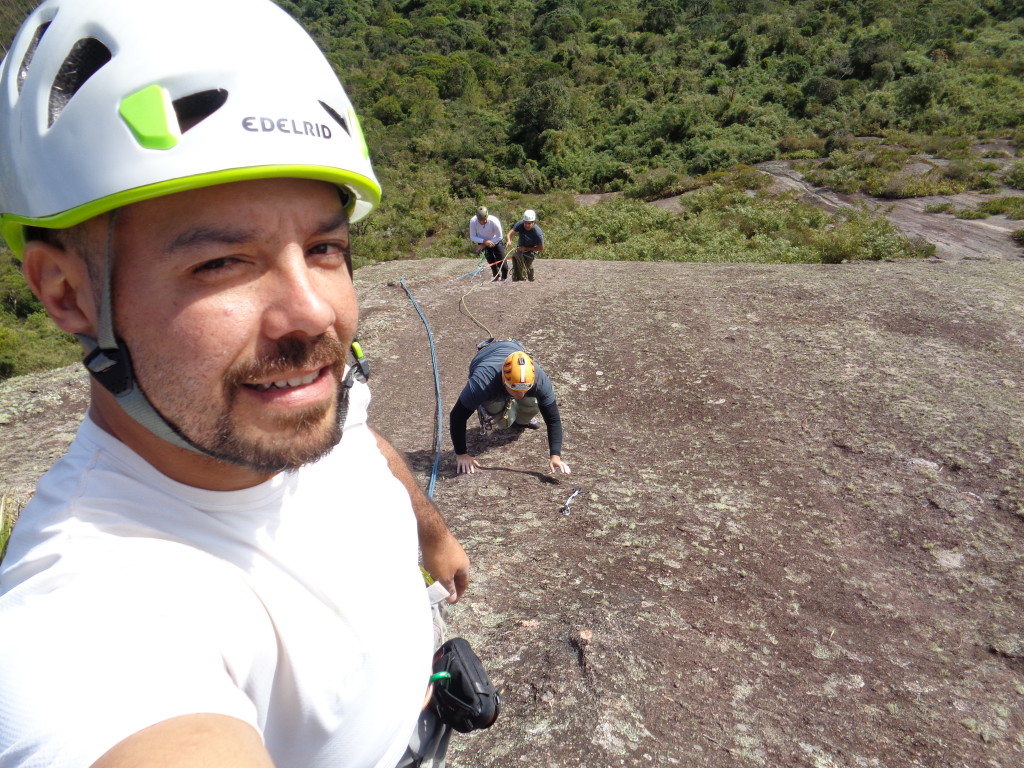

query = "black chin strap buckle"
[83,342,135,398]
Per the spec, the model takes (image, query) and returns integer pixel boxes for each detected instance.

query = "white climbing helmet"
[0,0,381,258]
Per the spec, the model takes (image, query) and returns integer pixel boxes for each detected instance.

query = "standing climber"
[469,205,507,281]
[505,209,544,282]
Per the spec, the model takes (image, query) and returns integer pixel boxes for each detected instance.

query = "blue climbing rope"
[454,264,488,281]
[454,253,489,281]
[399,278,444,498]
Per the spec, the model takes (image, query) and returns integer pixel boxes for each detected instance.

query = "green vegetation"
[363,170,931,266]
[0,256,81,379]
[1006,161,1024,189]
[0,494,20,565]
[1,0,1021,378]
[538,186,928,265]
[955,195,1024,219]
[320,0,1024,262]
[796,143,1003,198]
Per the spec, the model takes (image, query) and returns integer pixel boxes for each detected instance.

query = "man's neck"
[88,385,274,491]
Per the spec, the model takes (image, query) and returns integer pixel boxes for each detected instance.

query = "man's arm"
[538,399,569,473]
[372,428,469,602]
[449,400,473,456]
[449,400,480,475]
[91,714,273,768]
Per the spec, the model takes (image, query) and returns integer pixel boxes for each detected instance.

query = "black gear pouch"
[431,637,501,733]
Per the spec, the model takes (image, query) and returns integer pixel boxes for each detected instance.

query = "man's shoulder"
[474,339,522,362]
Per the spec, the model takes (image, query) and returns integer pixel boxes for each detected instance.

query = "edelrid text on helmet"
[0,0,381,258]
[503,353,536,392]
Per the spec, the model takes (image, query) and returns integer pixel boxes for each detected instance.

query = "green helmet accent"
[118,85,181,151]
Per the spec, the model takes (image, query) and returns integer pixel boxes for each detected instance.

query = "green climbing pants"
[511,250,535,281]
[483,396,539,430]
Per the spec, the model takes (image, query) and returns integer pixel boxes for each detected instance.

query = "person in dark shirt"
[449,340,570,475]
[505,208,544,282]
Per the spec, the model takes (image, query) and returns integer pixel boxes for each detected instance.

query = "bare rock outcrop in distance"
[2,254,1023,767]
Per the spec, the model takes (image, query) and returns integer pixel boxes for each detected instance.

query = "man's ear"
[21,240,97,337]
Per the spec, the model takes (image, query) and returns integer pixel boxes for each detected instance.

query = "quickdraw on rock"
[560,487,582,515]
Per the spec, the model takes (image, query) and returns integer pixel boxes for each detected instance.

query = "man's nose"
[262,253,338,339]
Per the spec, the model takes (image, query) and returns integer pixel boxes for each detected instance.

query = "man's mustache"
[226,336,348,388]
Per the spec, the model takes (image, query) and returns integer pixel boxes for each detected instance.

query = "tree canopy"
[0,0,1021,377]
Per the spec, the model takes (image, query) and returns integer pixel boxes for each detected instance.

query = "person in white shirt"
[0,1,469,767]
[468,206,508,281]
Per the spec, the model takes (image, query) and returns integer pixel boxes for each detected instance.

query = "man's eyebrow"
[314,209,349,236]
[164,209,348,254]
[166,226,257,253]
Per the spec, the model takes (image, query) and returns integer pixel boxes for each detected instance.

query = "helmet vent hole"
[172,89,228,133]
[48,37,112,127]
[319,100,350,135]
[16,22,51,94]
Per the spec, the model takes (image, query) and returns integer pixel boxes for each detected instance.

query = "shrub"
[814,207,922,263]
[372,94,404,125]
[974,196,1024,219]
[1004,161,1024,189]
[1,494,23,566]
[706,164,771,191]
[0,311,81,381]
[623,168,701,200]
[779,134,826,157]
[1,259,42,319]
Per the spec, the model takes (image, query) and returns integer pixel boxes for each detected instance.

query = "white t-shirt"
[0,380,432,768]
[468,214,502,244]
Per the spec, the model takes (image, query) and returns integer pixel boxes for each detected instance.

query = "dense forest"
[2,0,1023,377]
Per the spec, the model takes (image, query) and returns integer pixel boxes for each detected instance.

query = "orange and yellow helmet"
[502,352,535,391]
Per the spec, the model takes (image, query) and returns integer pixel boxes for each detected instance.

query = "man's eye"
[308,242,346,256]
[193,257,237,273]
[308,243,350,265]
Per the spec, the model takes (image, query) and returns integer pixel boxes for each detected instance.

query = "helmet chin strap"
[77,209,210,456]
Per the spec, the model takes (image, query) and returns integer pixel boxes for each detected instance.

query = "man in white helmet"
[504,209,544,282]
[0,1,468,767]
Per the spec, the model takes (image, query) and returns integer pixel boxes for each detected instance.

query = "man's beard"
[163,335,350,474]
